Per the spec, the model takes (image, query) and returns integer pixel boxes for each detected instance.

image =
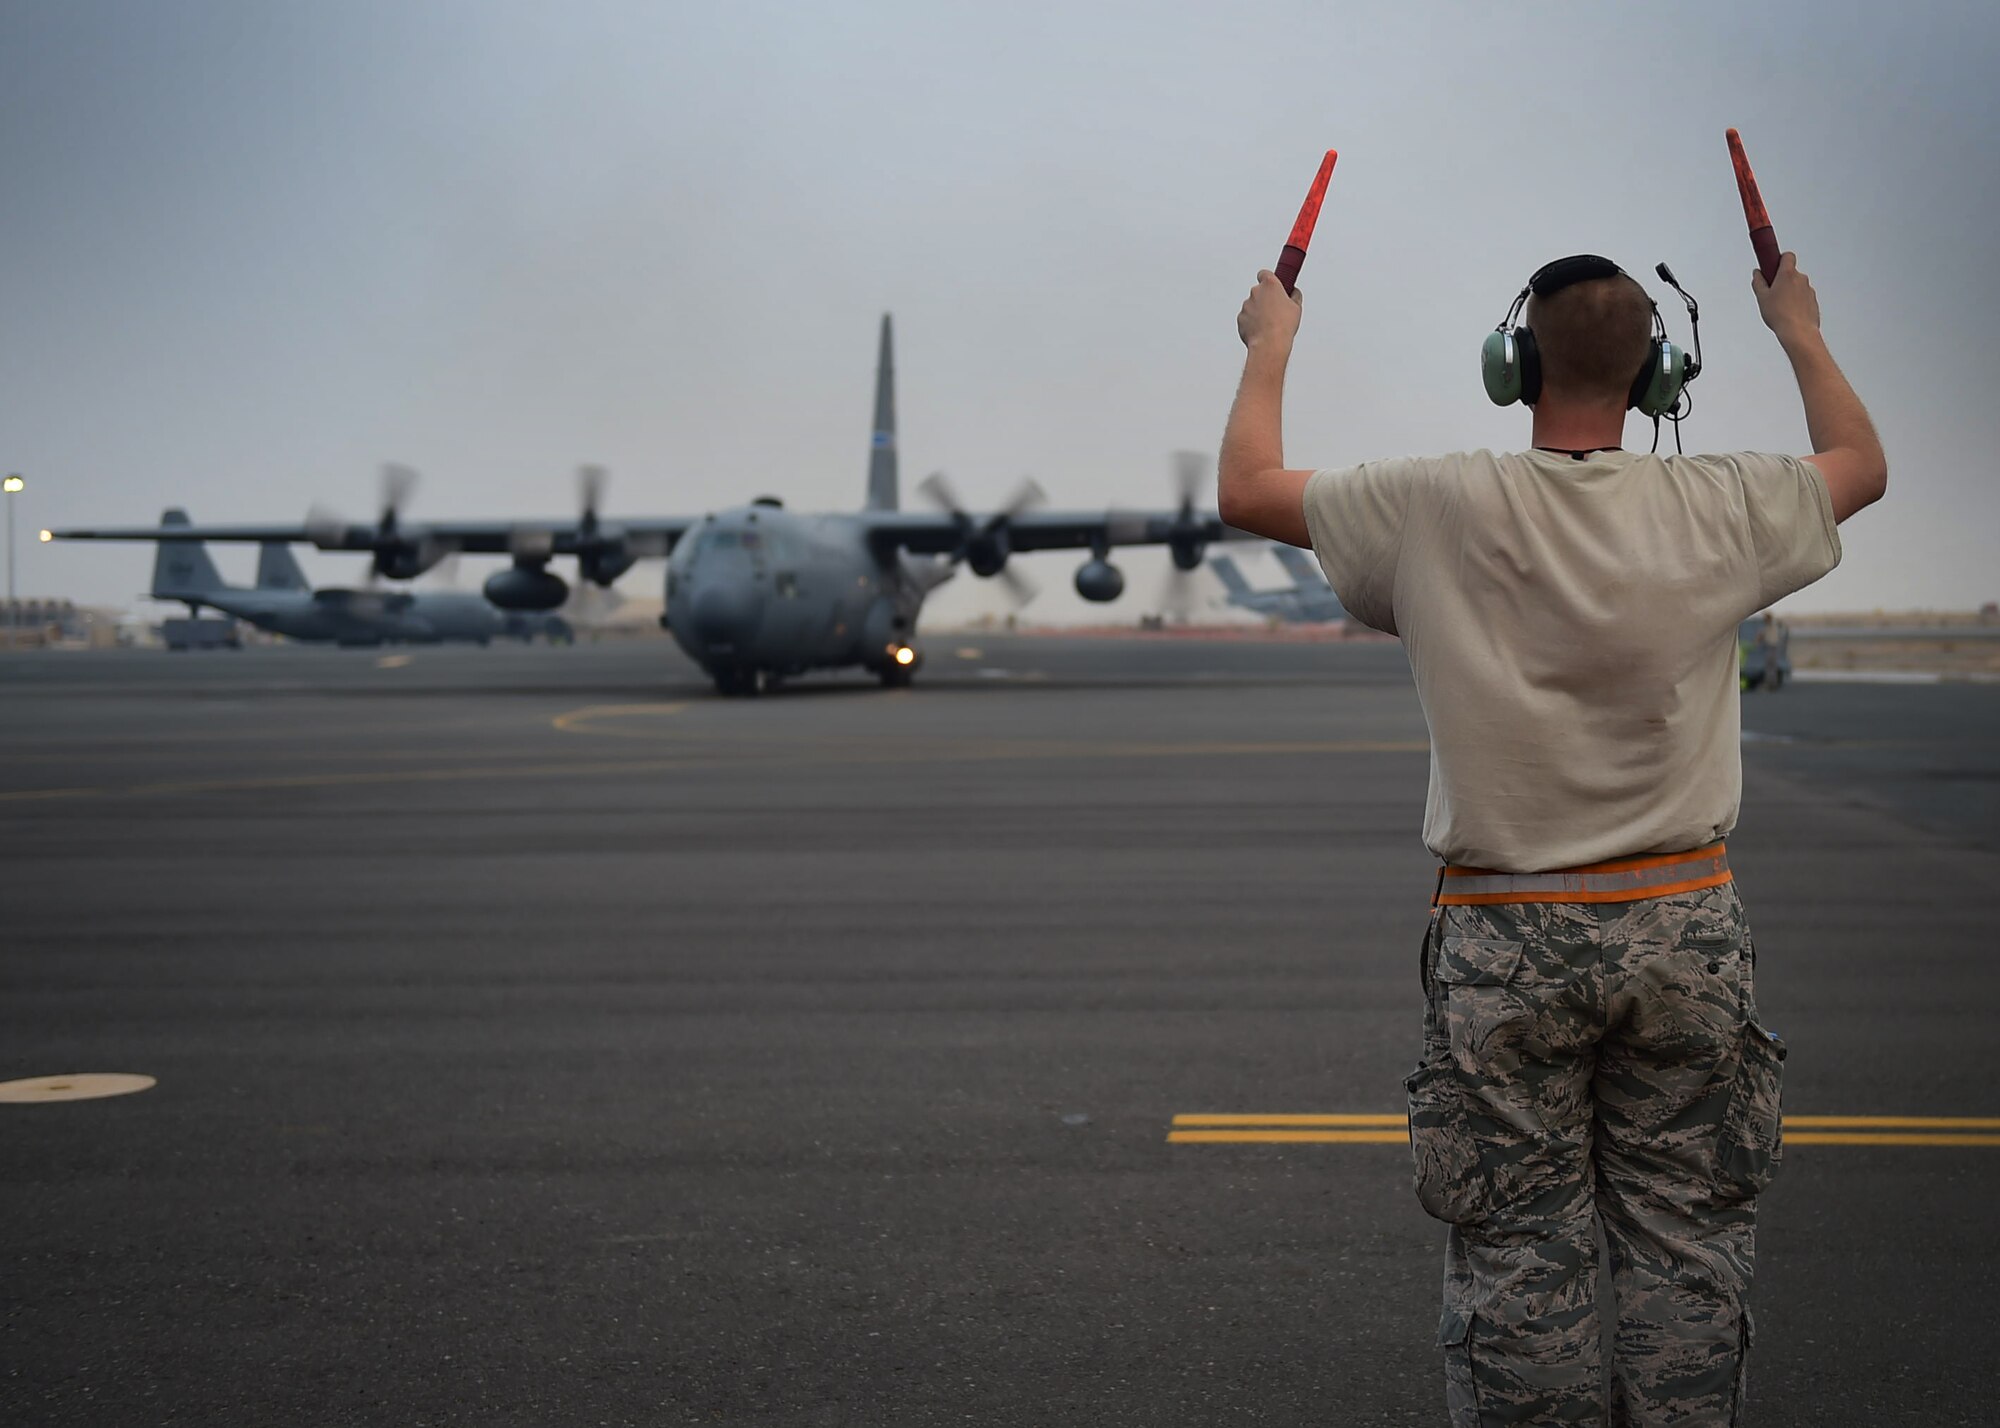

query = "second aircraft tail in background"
[149,509,226,602]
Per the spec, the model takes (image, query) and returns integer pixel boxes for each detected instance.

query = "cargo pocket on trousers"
[1438,1304,1479,1424]
[1716,1024,1786,1199]
[1405,1056,1489,1225]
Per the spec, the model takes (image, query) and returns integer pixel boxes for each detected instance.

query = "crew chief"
[1216,251,1885,1425]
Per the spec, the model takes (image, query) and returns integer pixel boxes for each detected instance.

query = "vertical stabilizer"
[256,542,311,592]
[1272,544,1328,590]
[151,509,227,602]
[866,313,898,510]
[1209,555,1254,598]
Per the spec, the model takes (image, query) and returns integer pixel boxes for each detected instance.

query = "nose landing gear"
[875,643,921,688]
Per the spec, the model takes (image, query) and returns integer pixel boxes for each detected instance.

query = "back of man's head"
[1526,275,1654,408]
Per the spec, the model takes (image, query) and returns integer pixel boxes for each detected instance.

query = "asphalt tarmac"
[3,638,1996,1426]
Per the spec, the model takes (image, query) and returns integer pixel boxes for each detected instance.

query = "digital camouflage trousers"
[1406,881,1786,1427]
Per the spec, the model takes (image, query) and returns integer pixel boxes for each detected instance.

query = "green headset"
[1480,254,1699,419]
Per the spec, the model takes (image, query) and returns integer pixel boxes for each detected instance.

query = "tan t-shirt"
[1303,448,1840,872]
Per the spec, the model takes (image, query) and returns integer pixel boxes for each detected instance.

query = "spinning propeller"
[508,465,670,585]
[306,463,451,583]
[1158,449,1210,621]
[916,471,1047,607]
[1106,451,1215,621]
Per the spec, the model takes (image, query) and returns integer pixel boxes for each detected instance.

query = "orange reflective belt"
[1436,842,1732,905]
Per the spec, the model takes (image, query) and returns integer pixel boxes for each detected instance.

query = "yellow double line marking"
[1780,1116,2000,1146]
[1172,1114,1412,1145]
[1169,1114,2000,1147]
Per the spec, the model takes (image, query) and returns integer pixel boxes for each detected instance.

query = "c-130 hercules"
[52,317,1244,695]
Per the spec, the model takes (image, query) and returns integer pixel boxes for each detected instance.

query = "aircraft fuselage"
[1226,588,1349,624]
[663,503,919,683]
[192,590,508,646]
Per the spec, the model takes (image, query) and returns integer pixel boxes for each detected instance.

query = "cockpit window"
[698,528,762,552]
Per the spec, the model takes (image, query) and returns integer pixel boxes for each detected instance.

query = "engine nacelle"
[966,529,1011,578]
[1168,533,1205,572]
[1074,558,1124,603]
[579,548,638,586]
[484,563,570,611]
[372,543,447,582]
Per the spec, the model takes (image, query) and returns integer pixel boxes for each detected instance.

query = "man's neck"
[1529,402,1627,454]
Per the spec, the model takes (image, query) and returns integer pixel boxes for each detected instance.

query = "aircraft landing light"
[1169,1113,2000,1148]
[0,1073,156,1104]
[892,645,917,666]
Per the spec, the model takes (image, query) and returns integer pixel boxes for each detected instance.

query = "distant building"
[2,598,123,647]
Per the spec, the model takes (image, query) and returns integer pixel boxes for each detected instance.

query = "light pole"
[2,475,22,649]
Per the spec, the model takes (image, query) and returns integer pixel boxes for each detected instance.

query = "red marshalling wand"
[1726,128,1781,285]
[1274,149,1338,295]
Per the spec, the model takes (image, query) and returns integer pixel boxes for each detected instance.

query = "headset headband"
[1499,255,1638,333]
[1527,254,1625,298]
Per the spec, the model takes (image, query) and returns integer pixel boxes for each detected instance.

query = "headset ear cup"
[1516,326,1542,406]
[1481,330,1521,406]
[1630,341,1687,417]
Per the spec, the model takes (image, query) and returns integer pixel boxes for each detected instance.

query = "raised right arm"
[1756,253,1888,523]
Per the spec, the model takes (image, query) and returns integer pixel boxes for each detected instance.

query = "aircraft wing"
[861,508,1253,558]
[50,521,334,544]
[46,517,696,557]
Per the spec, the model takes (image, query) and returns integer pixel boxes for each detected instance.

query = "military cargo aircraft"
[147,512,570,647]
[51,316,1243,694]
[1210,546,1348,624]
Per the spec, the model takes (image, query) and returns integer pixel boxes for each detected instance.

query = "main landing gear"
[711,666,772,697]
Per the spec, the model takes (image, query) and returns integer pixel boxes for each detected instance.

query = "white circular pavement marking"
[0,1073,157,1104]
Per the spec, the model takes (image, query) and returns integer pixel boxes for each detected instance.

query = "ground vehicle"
[1740,614,1791,691]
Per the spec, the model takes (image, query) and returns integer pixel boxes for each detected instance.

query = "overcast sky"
[4,0,1995,619]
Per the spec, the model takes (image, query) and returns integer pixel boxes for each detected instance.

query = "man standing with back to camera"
[1216,244,1886,1425]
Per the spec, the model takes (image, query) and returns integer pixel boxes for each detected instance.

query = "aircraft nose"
[690,584,759,648]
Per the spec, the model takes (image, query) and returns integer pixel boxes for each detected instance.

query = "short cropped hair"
[1526,275,1655,406]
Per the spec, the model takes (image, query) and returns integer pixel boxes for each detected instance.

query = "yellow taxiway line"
[549,702,689,735]
[1169,1114,2000,1147]
[1176,1114,1409,1127]
[1783,1133,2000,1146]
[1781,1115,2000,1129]
[0,754,712,803]
[1173,1129,1412,1144]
